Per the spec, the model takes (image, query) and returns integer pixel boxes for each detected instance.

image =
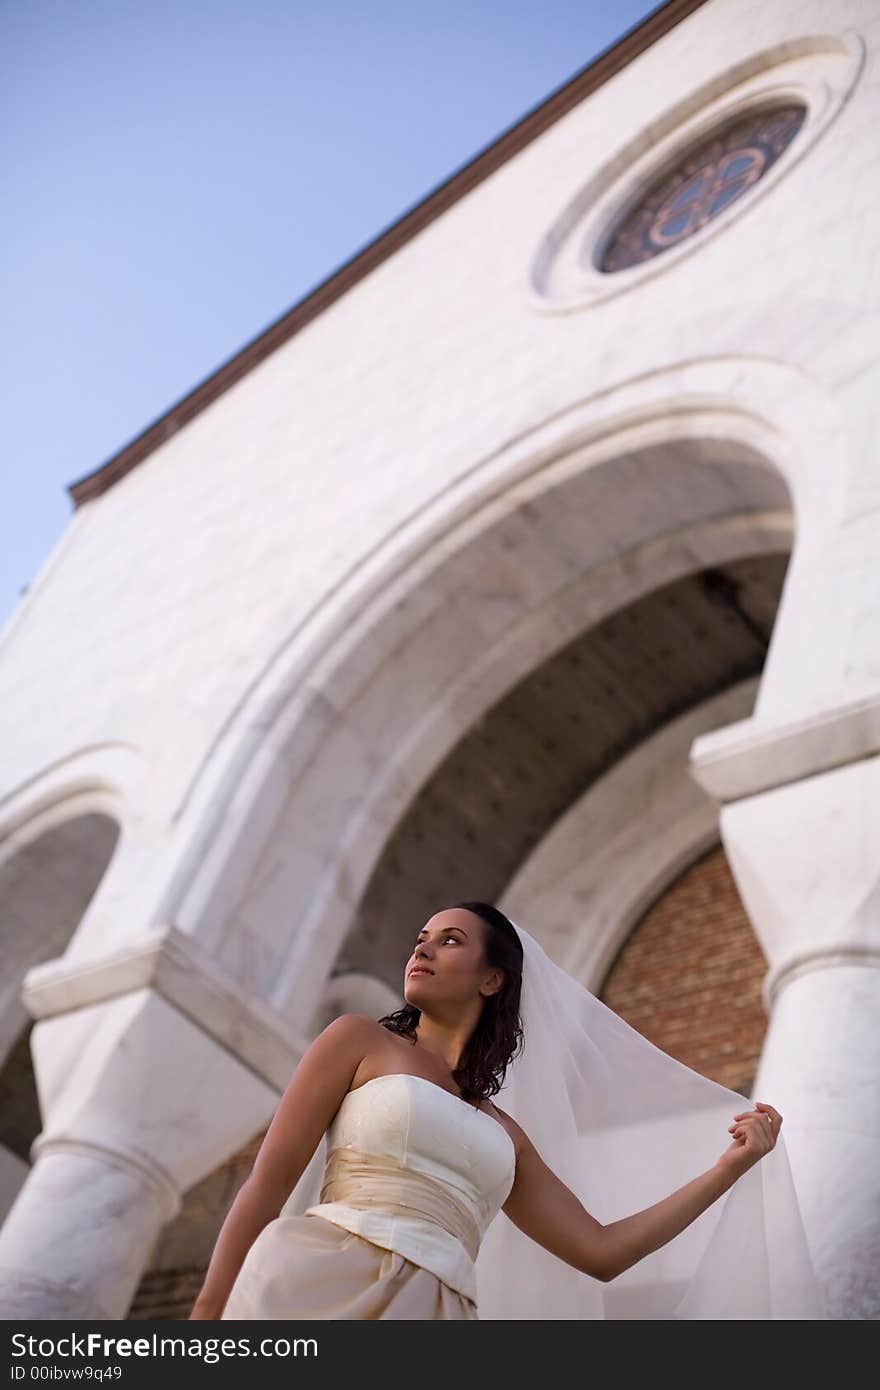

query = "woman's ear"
[480,969,504,998]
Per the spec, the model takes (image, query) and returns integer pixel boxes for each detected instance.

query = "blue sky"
[2,0,662,637]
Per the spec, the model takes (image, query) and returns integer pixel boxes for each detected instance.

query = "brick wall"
[599,842,769,1095]
[127,1130,266,1320]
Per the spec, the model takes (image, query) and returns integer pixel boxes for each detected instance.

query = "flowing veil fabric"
[475,922,825,1319]
[285,920,827,1319]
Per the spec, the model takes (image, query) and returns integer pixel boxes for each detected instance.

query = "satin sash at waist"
[317,1146,481,1263]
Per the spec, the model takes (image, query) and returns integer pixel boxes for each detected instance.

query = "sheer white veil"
[474,918,827,1319]
[285,915,827,1319]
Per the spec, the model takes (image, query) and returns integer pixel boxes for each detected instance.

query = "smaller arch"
[0,795,125,1223]
[0,797,125,1069]
[0,744,151,1223]
[0,743,145,848]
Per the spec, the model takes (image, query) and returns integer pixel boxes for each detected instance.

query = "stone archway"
[0,801,121,1222]
[174,426,795,1029]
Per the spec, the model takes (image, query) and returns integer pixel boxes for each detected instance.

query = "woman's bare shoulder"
[324,1012,393,1043]
[333,1012,387,1034]
[316,1013,389,1065]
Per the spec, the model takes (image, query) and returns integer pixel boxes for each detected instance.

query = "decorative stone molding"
[29,1135,180,1225]
[528,32,865,311]
[21,922,307,1093]
[688,690,880,804]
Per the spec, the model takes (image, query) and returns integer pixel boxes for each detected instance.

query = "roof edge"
[69,0,708,507]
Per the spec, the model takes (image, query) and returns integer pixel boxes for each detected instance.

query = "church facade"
[0,0,877,1319]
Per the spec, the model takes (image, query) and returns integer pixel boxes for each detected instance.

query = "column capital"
[688,691,880,804]
[712,750,880,980]
[30,1135,181,1223]
[765,943,880,1011]
[21,921,308,1092]
[28,986,281,1194]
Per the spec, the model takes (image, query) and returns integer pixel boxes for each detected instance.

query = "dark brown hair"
[377,900,524,1103]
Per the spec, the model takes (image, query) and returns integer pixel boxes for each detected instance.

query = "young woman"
[189,902,795,1320]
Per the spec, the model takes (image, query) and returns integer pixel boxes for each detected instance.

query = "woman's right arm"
[188,1012,376,1319]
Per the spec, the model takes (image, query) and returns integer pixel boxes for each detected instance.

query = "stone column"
[0,1144,177,1320]
[0,934,290,1320]
[690,704,880,1320]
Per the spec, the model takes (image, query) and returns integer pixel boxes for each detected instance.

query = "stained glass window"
[598,104,806,273]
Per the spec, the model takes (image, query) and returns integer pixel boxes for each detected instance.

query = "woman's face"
[404,908,489,1008]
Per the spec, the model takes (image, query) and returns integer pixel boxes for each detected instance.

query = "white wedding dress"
[220,1072,517,1319]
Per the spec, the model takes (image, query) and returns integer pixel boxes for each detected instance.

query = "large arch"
[156,357,837,1036]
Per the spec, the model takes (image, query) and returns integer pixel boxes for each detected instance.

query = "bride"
[189,901,820,1320]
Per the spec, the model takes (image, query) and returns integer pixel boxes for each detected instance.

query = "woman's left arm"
[498,1101,780,1283]
[599,1102,780,1281]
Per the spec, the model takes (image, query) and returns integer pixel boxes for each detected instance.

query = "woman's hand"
[715,1101,781,1180]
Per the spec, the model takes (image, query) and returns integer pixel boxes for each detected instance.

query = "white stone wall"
[0,0,876,824]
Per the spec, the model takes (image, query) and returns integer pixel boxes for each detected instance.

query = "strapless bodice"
[303,1072,516,1302]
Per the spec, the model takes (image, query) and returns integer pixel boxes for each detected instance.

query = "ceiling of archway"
[334,550,789,993]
